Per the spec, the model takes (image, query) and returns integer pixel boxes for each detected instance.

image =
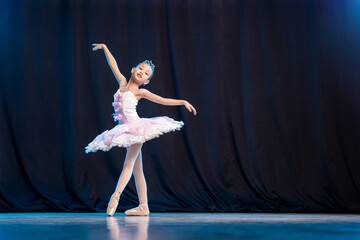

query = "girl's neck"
[125,77,140,91]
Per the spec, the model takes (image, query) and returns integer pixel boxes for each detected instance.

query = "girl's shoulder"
[138,88,153,96]
[119,79,128,89]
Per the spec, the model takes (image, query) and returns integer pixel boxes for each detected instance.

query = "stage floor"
[0,212,360,240]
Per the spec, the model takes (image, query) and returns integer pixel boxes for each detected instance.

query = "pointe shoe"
[107,192,120,217]
[124,203,150,216]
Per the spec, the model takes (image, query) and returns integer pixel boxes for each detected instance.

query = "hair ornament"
[144,60,155,72]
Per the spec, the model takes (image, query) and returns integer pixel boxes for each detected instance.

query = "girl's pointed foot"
[124,202,150,216]
[107,192,120,217]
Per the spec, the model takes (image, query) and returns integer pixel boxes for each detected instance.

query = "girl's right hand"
[92,43,105,51]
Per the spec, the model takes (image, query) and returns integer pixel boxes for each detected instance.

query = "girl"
[85,43,197,217]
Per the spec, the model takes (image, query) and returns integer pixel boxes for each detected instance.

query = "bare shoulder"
[138,88,150,96]
[137,88,150,100]
[138,88,160,98]
[119,78,128,88]
[138,88,165,104]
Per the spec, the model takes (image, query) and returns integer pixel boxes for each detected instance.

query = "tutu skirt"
[85,116,184,153]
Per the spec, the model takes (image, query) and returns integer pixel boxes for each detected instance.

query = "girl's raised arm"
[92,43,127,87]
[139,89,197,115]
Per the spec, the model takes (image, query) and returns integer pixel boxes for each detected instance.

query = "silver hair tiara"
[144,60,155,72]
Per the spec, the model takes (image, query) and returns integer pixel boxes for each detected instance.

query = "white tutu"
[85,89,184,153]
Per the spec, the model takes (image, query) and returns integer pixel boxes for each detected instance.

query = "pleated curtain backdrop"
[0,0,359,212]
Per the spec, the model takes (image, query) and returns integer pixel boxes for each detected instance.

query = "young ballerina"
[85,43,197,216]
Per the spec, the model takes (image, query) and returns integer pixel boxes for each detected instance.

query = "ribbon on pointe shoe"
[125,203,150,216]
[107,192,120,217]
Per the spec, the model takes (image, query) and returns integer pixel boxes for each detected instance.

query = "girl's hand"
[184,100,197,115]
[92,43,106,51]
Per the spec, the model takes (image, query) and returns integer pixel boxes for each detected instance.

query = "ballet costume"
[85,86,184,215]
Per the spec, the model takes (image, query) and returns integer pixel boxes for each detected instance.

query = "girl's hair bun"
[143,60,155,72]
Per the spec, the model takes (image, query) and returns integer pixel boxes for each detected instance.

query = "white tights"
[113,143,148,207]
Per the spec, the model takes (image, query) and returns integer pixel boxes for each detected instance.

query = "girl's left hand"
[184,100,197,115]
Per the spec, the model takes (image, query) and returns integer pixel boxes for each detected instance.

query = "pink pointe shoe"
[107,192,120,217]
[124,203,150,216]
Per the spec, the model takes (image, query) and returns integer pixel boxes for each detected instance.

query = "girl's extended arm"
[140,89,197,115]
[92,43,126,87]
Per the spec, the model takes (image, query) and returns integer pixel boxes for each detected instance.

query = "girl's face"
[132,63,153,84]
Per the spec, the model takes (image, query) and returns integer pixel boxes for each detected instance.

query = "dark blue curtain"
[1,0,359,212]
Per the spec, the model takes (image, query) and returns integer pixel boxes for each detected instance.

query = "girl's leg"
[107,143,142,216]
[124,150,149,215]
[114,143,143,194]
[133,150,148,206]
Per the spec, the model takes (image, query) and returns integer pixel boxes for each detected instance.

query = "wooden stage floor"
[0,212,360,239]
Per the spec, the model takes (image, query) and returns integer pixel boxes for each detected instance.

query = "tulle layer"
[85,116,184,153]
